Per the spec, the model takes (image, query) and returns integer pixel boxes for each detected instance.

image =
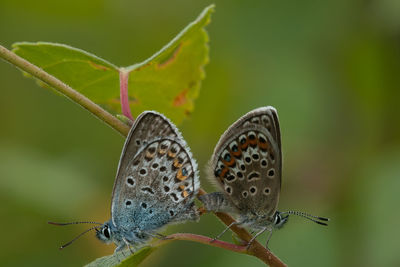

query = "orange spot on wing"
[240,138,249,150]
[231,149,242,158]
[222,155,236,167]
[220,167,229,178]
[176,169,188,181]
[168,151,177,158]
[158,149,167,155]
[182,190,189,198]
[249,138,257,146]
[173,88,188,107]
[173,158,183,168]
[259,141,269,151]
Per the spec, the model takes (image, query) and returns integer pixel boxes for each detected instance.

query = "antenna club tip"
[316,221,329,226]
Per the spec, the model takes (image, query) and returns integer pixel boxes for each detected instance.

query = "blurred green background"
[1,0,400,266]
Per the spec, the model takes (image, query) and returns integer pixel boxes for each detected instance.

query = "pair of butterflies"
[51,106,328,253]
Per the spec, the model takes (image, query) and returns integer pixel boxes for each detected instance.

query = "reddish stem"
[119,69,133,120]
[161,233,247,253]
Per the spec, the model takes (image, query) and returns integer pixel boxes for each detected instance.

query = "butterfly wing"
[111,111,199,232]
[208,106,282,217]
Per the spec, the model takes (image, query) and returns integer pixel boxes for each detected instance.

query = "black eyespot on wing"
[140,169,147,175]
[161,143,168,150]
[268,169,275,177]
[245,157,251,163]
[127,177,134,186]
[182,167,188,176]
[164,186,170,192]
[160,166,167,172]
[141,187,155,194]
[248,172,260,181]
[163,176,169,182]
[141,202,147,208]
[169,210,174,216]
[252,154,259,160]
[126,200,132,206]
[171,193,178,201]
[170,146,178,153]
[270,152,275,161]
[226,175,235,181]
[152,163,159,169]
[224,153,231,162]
[264,187,270,195]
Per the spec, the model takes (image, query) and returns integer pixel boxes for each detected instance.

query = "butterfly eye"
[102,226,110,239]
[274,214,281,225]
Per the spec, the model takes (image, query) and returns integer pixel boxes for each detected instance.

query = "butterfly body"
[200,106,328,246]
[199,107,292,245]
[96,111,199,252]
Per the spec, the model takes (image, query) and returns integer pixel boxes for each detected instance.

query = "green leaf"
[12,42,120,102]
[85,246,156,267]
[12,4,214,124]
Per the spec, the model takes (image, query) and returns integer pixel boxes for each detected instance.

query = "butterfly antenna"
[48,221,102,226]
[58,226,100,250]
[281,211,329,226]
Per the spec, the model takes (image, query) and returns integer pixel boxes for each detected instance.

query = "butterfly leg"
[211,221,242,243]
[246,227,268,250]
[148,232,172,240]
[114,243,127,262]
[265,228,274,249]
[122,237,134,255]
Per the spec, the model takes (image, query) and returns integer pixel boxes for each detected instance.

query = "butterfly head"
[96,220,114,244]
[272,211,289,229]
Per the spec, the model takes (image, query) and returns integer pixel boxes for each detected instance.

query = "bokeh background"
[1,0,400,266]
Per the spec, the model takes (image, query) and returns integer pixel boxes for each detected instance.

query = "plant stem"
[119,68,133,120]
[198,189,286,267]
[0,44,130,136]
[0,43,286,266]
[155,233,247,253]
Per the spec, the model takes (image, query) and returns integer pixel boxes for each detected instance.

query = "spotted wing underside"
[209,107,282,216]
[111,111,199,228]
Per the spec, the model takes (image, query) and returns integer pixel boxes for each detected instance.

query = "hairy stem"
[0,44,286,267]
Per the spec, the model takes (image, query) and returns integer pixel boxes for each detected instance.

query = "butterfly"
[50,111,200,253]
[199,106,328,247]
